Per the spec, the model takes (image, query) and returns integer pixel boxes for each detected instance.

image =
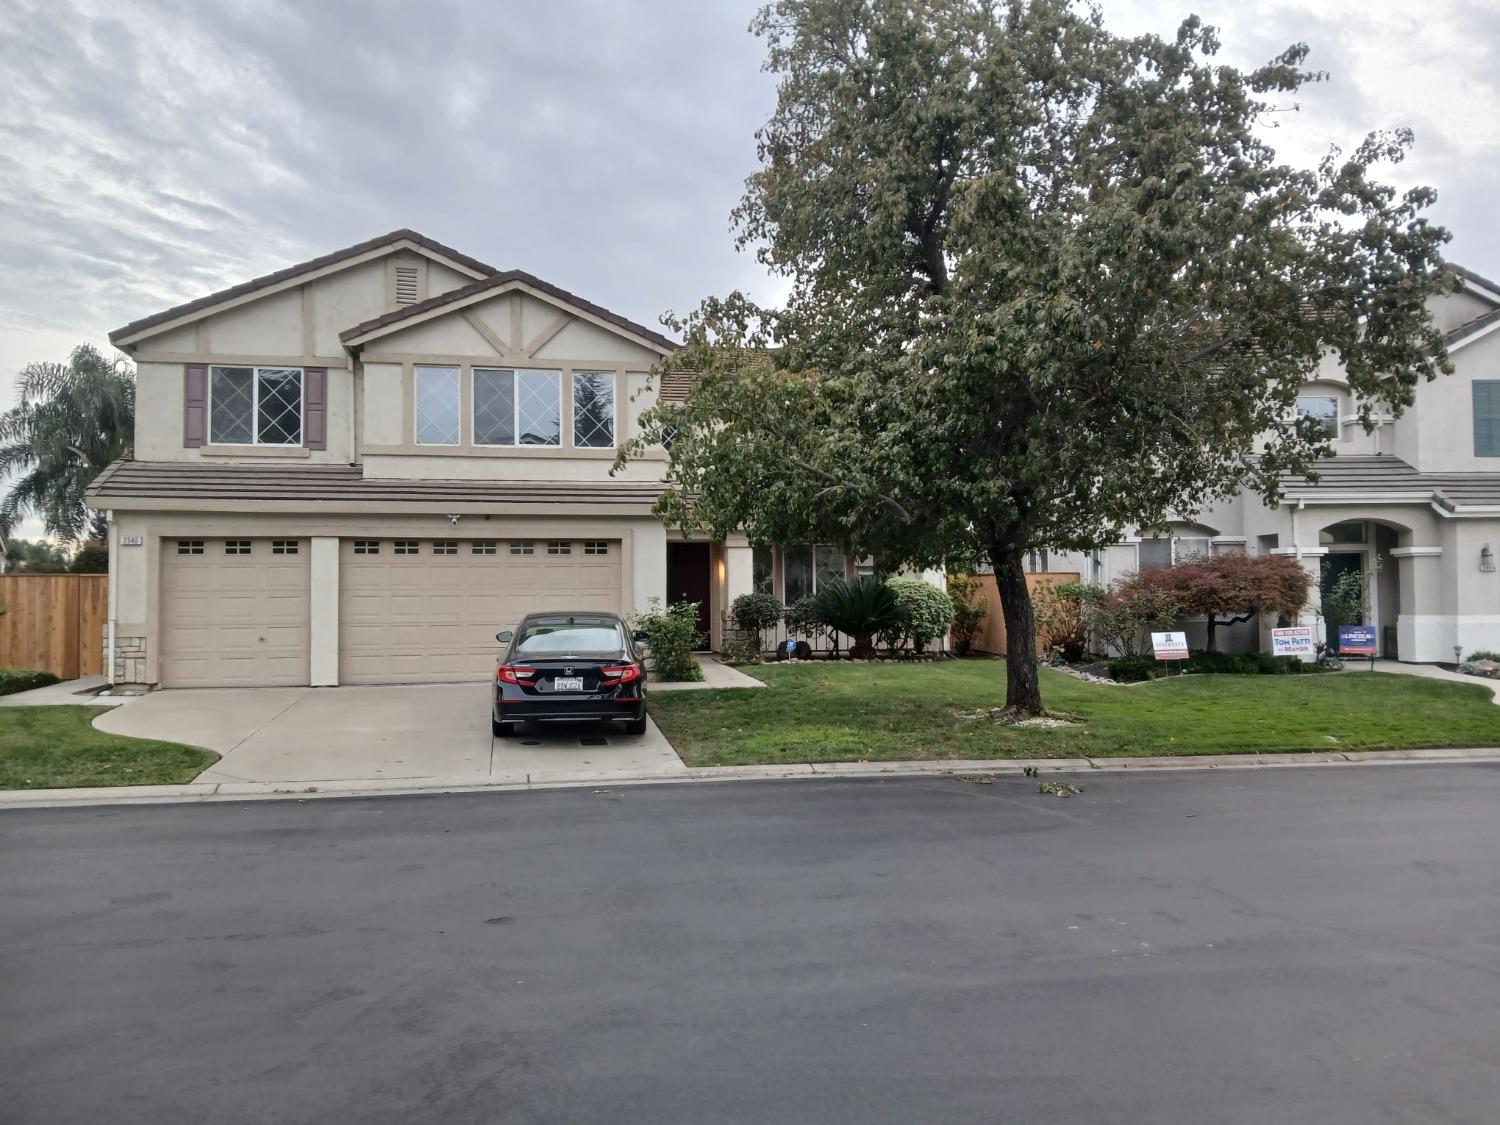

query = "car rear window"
[515,624,623,655]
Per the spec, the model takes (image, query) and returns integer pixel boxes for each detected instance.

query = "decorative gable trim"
[110,230,496,348]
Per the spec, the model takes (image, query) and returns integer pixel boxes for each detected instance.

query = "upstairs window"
[1475,381,1500,457]
[415,366,460,446]
[573,372,615,448]
[210,366,302,445]
[473,368,561,446]
[1297,395,1339,439]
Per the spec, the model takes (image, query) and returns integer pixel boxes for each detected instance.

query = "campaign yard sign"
[1150,631,1190,660]
[1338,625,1378,656]
[1271,626,1316,659]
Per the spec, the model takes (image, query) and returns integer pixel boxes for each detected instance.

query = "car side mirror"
[633,631,649,645]
[496,630,512,644]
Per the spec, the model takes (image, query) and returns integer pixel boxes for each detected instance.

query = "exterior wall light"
[1482,545,1495,573]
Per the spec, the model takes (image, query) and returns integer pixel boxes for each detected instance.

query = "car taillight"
[601,664,640,685]
[497,665,537,685]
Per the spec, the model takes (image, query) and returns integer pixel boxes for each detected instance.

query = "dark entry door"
[666,542,712,648]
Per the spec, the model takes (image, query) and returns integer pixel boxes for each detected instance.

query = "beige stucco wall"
[104,509,669,686]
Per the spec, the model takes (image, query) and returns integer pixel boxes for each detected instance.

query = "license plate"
[553,677,584,692]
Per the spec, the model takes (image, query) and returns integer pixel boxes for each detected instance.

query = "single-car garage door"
[160,537,311,687]
[339,537,623,684]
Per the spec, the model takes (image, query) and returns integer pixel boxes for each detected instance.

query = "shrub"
[69,541,109,574]
[1465,649,1500,662]
[783,595,825,643]
[946,575,988,656]
[631,598,703,682]
[719,636,762,665]
[883,578,955,653]
[730,592,782,634]
[814,576,902,657]
[1150,553,1311,652]
[1065,576,1180,657]
[1108,655,1157,682]
[1033,582,1088,662]
[0,669,61,696]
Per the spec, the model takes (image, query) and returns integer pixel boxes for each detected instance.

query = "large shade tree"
[622,0,1453,715]
[0,344,134,541]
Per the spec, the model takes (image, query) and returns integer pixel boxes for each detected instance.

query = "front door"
[666,542,712,649]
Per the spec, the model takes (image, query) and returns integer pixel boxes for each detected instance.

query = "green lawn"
[648,660,1500,767]
[0,706,218,790]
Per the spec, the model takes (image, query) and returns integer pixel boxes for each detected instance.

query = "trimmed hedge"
[1106,651,1325,681]
[0,670,62,697]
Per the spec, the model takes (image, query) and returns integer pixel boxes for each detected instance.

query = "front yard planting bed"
[647,660,1500,767]
[0,706,218,790]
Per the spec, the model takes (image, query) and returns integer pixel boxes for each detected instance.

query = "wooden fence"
[969,572,1081,655]
[0,575,109,679]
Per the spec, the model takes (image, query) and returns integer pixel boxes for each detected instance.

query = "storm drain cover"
[579,737,609,747]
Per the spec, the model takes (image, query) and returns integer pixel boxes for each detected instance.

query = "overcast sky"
[2,0,1497,537]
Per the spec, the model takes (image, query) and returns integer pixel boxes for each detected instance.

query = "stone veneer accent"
[111,636,148,687]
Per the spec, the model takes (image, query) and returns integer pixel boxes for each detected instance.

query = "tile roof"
[87,460,669,509]
[1278,455,1500,508]
[339,269,679,353]
[1449,262,1500,299]
[1446,306,1500,347]
[109,229,499,344]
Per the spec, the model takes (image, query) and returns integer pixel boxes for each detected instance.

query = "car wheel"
[492,718,517,738]
[622,716,648,736]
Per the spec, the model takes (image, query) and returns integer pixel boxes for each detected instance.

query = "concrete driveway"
[94,683,685,785]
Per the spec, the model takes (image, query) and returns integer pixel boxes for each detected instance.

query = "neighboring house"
[1035,265,1500,662]
[93,229,889,688]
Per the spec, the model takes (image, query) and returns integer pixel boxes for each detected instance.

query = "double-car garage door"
[159,536,622,688]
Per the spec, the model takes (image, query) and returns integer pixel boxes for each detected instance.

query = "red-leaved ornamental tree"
[1146,554,1311,651]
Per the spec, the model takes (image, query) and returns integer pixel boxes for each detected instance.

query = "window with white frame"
[415,366,460,445]
[573,372,615,448]
[547,541,572,556]
[510,542,534,555]
[210,366,302,445]
[393,540,419,555]
[1027,549,1050,573]
[1297,395,1340,439]
[353,540,380,554]
[471,541,497,555]
[784,544,844,602]
[1174,537,1211,560]
[176,540,204,555]
[1137,537,1172,570]
[752,545,774,595]
[432,540,458,555]
[224,540,251,555]
[272,540,298,555]
[583,541,609,555]
[472,368,561,446]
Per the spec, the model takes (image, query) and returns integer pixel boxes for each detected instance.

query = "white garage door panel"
[160,542,311,688]
[339,540,623,685]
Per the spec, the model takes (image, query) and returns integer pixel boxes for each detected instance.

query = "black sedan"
[492,612,649,738]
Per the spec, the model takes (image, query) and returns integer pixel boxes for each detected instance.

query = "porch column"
[724,539,755,649]
[309,536,339,686]
[1392,546,1444,662]
[1268,547,1327,651]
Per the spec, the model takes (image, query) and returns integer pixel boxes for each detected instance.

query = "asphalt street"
[4,766,1500,1124]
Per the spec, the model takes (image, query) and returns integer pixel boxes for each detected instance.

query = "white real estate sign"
[1150,631,1189,660]
[1270,626,1316,659]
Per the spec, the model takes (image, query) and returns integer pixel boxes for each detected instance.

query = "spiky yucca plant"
[813,576,900,658]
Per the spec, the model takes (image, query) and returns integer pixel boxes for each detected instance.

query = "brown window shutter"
[184,364,207,447]
[303,367,327,450]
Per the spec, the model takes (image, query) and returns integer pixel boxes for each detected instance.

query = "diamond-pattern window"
[256,369,302,445]
[516,370,561,446]
[415,366,460,445]
[573,372,614,448]
[210,366,303,445]
[473,368,515,446]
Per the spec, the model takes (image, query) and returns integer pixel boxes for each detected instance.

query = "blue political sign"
[1337,625,1378,656]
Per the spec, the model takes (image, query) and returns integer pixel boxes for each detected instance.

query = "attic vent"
[394,264,420,305]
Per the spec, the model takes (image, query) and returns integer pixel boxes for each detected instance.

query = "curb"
[4,747,1500,809]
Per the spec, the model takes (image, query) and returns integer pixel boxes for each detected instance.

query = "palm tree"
[0,344,134,541]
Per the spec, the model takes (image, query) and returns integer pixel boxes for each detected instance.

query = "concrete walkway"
[0,675,111,707]
[1371,659,1500,703]
[653,654,767,691]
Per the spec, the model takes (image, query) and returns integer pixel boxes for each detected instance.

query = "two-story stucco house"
[1032,265,1500,663]
[91,229,804,688]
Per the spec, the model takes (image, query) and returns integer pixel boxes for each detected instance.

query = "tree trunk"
[991,542,1045,716]
[1206,614,1219,653]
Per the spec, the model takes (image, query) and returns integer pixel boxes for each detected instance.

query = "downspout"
[106,509,117,688]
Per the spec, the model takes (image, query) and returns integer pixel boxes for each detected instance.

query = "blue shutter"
[1474,381,1500,457]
